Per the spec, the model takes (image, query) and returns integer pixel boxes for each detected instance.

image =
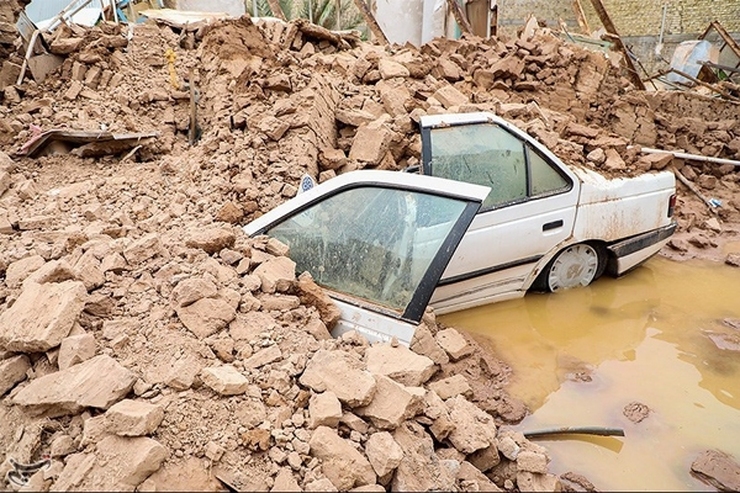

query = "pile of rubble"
[0,10,739,491]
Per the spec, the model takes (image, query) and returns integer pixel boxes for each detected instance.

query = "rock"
[410,324,449,365]
[435,328,472,360]
[705,217,722,233]
[445,395,497,454]
[58,333,96,370]
[296,273,341,329]
[53,435,167,491]
[623,401,651,423]
[271,468,301,492]
[498,435,520,460]
[253,256,296,293]
[12,354,136,416]
[305,478,338,492]
[51,434,77,458]
[349,124,392,165]
[5,254,45,288]
[365,431,403,477]
[176,298,236,338]
[392,421,456,491]
[21,259,75,288]
[458,461,502,491]
[335,108,376,127]
[243,345,282,369]
[308,391,342,428]
[428,374,472,400]
[726,253,740,267]
[299,349,376,407]
[216,202,243,223]
[308,426,376,490]
[105,399,165,436]
[365,344,436,387]
[171,277,218,307]
[185,228,236,254]
[603,148,625,170]
[691,449,740,491]
[0,280,87,353]
[0,354,31,396]
[378,59,409,79]
[516,450,549,474]
[432,85,468,109]
[355,375,424,429]
[200,365,249,395]
[123,233,160,264]
[516,471,561,492]
[636,152,673,171]
[265,237,290,257]
[586,148,606,165]
[469,443,501,473]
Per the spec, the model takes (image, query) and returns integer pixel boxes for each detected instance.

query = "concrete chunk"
[516,450,549,474]
[428,374,472,400]
[365,344,436,387]
[309,426,376,490]
[105,399,165,436]
[435,328,473,361]
[253,256,296,293]
[0,280,87,353]
[185,228,236,254]
[349,125,392,165]
[355,375,424,429]
[201,365,249,396]
[378,59,409,79]
[445,395,497,454]
[300,350,376,407]
[176,298,236,339]
[12,354,137,416]
[58,333,96,370]
[243,344,282,369]
[171,277,218,307]
[365,431,403,477]
[392,421,456,491]
[432,85,468,108]
[308,391,342,428]
[0,354,30,396]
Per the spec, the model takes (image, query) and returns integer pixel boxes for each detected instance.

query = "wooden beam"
[265,0,286,21]
[588,0,645,90]
[350,0,389,44]
[446,0,473,35]
[571,0,590,34]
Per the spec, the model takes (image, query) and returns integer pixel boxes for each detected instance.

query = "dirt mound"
[0,14,739,491]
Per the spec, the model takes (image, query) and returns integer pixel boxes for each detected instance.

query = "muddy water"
[441,256,740,491]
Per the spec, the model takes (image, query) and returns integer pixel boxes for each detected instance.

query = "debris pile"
[0,12,739,491]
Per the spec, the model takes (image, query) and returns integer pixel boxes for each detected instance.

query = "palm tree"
[251,0,367,37]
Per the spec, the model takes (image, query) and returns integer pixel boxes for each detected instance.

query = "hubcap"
[548,244,599,292]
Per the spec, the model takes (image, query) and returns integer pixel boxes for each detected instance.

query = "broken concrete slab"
[58,333,96,370]
[365,344,436,387]
[12,354,136,416]
[309,426,376,490]
[175,298,236,339]
[0,280,87,353]
[355,375,424,429]
[105,399,165,437]
[200,365,249,396]
[299,349,376,407]
[0,354,30,396]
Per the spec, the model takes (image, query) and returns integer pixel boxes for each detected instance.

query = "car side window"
[428,124,527,210]
[529,145,569,196]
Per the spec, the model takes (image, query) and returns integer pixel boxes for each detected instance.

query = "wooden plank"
[588,0,645,90]
[350,0,389,44]
[446,0,473,35]
[571,0,590,34]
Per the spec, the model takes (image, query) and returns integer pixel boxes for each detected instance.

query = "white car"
[244,113,676,345]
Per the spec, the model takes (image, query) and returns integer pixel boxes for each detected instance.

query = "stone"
[434,328,472,360]
[726,253,740,268]
[201,365,249,395]
[309,426,376,490]
[123,233,160,264]
[604,148,626,170]
[691,449,740,491]
[335,108,376,127]
[12,355,136,416]
[58,333,96,370]
[51,434,77,458]
[53,435,167,491]
[308,391,342,428]
[216,202,243,223]
[271,468,301,492]
[432,85,468,109]
[243,345,282,369]
[253,256,296,293]
[516,471,561,492]
[0,280,87,353]
[105,399,165,436]
[296,273,341,329]
[423,390,455,441]
[392,421,456,491]
[365,431,403,477]
[349,124,392,165]
[305,478,338,492]
[299,350,376,407]
[5,254,45,288]
[171,277,218,308]
[428,374,472,400]
[410,324,449,365]
[458,461,502,491]
[586,147,606,165]
[0,354,30,396]
[355,375,424,429]
[73,253,105,291]
[185,228,236,254]
[498,435,520,460]
[20,259,74,288]
[636,152,673,171]
[365,344,436,387]
[176,298,236,338]
[378,59,409,79]
[445,395,497,454]
[516,450,549,474]
[469,443,501,472]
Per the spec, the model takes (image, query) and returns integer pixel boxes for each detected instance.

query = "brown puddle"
[441,256,740,491]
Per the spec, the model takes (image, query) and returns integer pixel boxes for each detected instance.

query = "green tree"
[251,0,367,37]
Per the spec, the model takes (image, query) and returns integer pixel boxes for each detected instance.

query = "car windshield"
[264,186,468,313]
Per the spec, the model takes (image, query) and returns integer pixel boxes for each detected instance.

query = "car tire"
[533,243,606,293]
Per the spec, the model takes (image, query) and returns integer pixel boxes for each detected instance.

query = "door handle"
[543,220,564,231]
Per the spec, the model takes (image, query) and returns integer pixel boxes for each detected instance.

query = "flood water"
[441,256,740,491]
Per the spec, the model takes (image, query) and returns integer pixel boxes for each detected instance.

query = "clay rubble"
[0,4,739,492]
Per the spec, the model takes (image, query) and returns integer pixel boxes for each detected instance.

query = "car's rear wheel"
[534,243,606,293]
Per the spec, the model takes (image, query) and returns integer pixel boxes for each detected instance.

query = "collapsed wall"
[0,13,738,491]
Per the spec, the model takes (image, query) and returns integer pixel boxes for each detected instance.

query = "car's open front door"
[243,170,489,346]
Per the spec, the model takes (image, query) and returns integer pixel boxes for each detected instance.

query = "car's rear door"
[243,170,489,345]
[419,113,580,313]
